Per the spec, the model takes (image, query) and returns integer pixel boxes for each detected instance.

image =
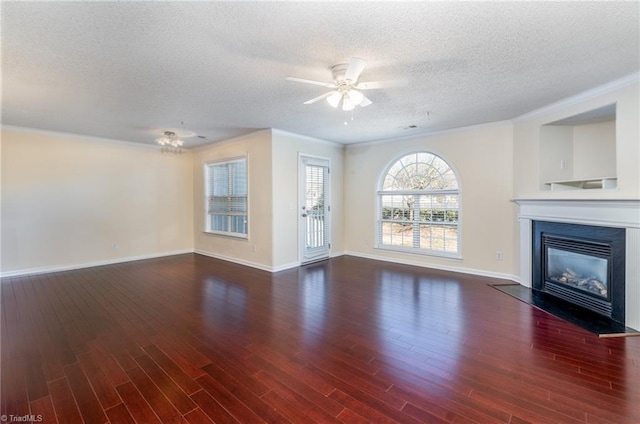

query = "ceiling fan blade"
[359,96,373,107]
[286,77,335,87]
[344,57,367,83]
[355,79,408,90]
[303,91,336,104]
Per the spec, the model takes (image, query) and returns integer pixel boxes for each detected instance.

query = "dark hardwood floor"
[1,254,639,423]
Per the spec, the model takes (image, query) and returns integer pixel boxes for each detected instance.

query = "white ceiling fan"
[286,57,406,111]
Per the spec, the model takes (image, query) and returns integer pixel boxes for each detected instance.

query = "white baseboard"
[194,250,349,273]
[193,249,277,272]
[272,250,347,272]
[343,250,520,284]
[330,250,346,258]
[0,249,195,278]
[271,261,301,272]
[1,248,519,285]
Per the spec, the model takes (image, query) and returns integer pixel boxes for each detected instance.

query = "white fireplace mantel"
[513,198,640,331]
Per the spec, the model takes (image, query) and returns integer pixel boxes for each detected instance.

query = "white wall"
[343,123,517,280]
[1,128,194,275]
[573,120,616,180]
[539,125,574,184]
[271,130,344,270]
[192,130,274,270]
[513,81,640,199]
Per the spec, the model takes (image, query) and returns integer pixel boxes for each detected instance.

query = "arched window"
[377,152,460,257]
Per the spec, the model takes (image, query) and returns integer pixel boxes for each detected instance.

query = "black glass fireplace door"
[532,221,625,325]
[547,247,608,297]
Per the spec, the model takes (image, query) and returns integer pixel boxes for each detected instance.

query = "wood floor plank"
[63,361,108,424]
[1,254,639,423]
[29,395,58,424]
[257,388,313,424]
[195,373,267,424]
[245,345,336,396]
[30,277,77,369]
[401,402,466,424]
[253,370,343,423]
[77,350,122,410]
[388,383,508,424]
[189,389,240,424]
[133,353,196,414]
[142,344,204,396]
[308,363,425,424]
[182,407,216,424]
[469,386,587,424]
[125,366,187,423]
[115,381,162,424]
[335,407,371,424]
[48,378,83,424]
[198,363,290,423]
[148,336,207,380]
[104,403,137,424]
[327,388,400,424]
[197,344,268,394]
[23,353,49,404]
[12,278,51,401]
[2,358,30,418]
[87,340,130,387]
[246,354,344,417]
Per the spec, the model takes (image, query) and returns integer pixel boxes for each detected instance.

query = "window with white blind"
[205,157,248,237]
[377,152,461,257]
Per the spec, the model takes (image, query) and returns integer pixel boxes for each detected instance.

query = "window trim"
[375,151,462,259]
[204,155,249,239]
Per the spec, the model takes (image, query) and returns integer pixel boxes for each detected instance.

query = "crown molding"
[345,120,513,149]
[272,128,343,147]
[190,128,273,153]
[0,124,166,150]
[513,73,640,123]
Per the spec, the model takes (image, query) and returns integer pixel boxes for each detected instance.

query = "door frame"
[299,153,331,264]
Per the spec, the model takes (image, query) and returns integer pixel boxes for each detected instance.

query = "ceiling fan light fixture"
[287,57,404,111]
[156,131,184,153]
[326,91,342,108]
[342,95,355,111]
[348,89,364,105]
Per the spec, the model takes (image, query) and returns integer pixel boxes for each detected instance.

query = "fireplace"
[532,221,626,324]
[515,199,640,332]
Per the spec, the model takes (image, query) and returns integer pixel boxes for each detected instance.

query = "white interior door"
[300,156,330,263]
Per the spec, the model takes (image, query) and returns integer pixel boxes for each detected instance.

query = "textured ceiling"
[2,2,639,147]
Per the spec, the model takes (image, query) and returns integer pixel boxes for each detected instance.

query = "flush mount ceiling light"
[286,57,407,111]
[156,130,184,154]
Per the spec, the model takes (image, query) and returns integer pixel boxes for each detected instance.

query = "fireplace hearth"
[533,221,625,325]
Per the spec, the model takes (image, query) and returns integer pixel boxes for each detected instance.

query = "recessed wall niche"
[539,104,616,191]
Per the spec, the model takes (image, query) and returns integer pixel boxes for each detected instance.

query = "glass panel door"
[300,156,330,263]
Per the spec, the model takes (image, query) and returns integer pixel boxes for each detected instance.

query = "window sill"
[374,245,462,260]
[203,231,248,240]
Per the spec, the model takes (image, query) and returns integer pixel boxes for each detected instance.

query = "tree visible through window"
[377,152,460,256]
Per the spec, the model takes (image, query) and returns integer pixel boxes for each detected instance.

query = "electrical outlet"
[112,242,119,249]
[496,250,503,260]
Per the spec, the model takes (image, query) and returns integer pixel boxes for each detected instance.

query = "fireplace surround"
[532,220,625,324]
[515,199,640,332]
